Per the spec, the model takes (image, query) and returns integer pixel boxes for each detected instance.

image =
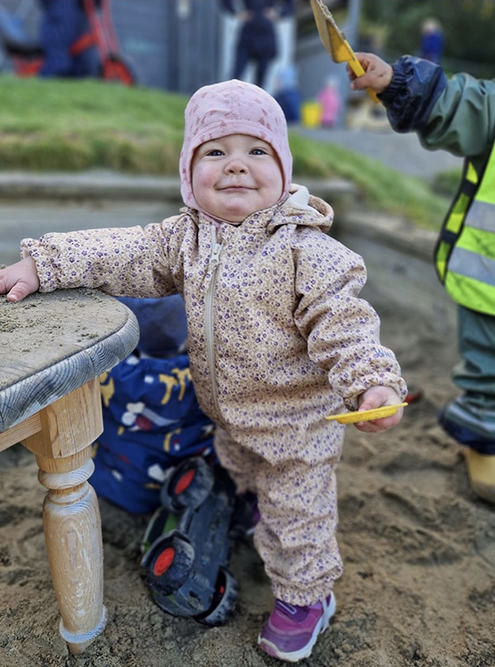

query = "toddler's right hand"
[347,52,394,95]
[0,257,40,302]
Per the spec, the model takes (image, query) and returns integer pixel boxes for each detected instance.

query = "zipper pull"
[210,226,223,268]
[211,243,223,268]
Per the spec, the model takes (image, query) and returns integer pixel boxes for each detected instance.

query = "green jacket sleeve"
[381,56,495,163]
[421,73,495,160]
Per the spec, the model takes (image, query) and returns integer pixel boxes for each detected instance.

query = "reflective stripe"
[463,199,495,233]
[448,246,495,288]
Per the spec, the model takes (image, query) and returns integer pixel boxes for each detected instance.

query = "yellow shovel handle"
[346,46,379,103]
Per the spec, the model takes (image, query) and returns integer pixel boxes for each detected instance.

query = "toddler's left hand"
[354,386,404,433]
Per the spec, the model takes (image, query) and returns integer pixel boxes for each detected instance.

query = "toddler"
[0,79,406,663]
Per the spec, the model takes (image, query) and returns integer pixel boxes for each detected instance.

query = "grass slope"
[0,76,451,229]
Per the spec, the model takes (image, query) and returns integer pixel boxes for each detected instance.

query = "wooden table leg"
[20,380,107,655]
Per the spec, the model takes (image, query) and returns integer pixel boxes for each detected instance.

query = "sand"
[1,280,494,667]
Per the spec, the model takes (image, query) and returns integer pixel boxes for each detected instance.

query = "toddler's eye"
[206,149,224,157]
[251,148,267,156]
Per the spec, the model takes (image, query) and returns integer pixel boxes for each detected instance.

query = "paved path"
[294,126,463,178]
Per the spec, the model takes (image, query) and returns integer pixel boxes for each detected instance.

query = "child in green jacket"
[349,52,495,503]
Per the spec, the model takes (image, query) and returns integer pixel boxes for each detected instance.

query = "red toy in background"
[0,0,135,84]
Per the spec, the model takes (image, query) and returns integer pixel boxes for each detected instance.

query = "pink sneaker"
[258,593,336,662]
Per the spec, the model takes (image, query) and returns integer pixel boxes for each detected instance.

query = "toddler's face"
[191,134,284,223]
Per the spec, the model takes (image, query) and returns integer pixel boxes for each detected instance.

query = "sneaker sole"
[257,593,336,663]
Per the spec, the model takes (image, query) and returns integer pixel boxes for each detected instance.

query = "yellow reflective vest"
[435,141,495,316]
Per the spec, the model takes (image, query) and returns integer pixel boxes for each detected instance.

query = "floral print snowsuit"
[22,186,406,604]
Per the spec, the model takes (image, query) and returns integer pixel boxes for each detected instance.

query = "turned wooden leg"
[21,380,106,654]
[37,457,107,654]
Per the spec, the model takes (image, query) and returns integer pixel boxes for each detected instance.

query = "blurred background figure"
[418,17,444,64]
[0,0,134,83]
[37,0,99,77]
[220,0,294,90]
[273,63,300,124]
[318,75,341,128]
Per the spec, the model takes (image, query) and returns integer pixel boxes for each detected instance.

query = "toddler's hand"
[0,257,40,302]
[347,52,393,95]
[353,385,404,433]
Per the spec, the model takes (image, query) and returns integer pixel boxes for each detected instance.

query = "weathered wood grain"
[0,289,139,432]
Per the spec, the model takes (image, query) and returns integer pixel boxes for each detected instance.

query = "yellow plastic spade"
[310,0,379,103]
[326,402,408,424]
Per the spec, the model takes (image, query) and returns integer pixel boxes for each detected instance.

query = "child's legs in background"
[254,56,271,90]
[453,306,495,412]
[232,44,250,83]
[214,427,343,607]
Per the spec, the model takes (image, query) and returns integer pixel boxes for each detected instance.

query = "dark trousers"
[453,305,495,410]
[233,45,272,89]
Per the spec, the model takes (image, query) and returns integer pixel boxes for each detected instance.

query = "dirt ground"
[1,276,495,667]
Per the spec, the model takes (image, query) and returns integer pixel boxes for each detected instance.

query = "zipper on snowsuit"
[205,225,223,416]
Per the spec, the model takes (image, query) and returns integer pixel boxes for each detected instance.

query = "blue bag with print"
[90,296,215,514]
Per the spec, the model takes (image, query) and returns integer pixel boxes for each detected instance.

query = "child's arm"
[348,52,393,95]
[0,257,40,303]
[2,220,181,303]
[354,385,404,433]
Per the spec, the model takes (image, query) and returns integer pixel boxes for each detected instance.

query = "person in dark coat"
[37,0,99,78]
[221,0,294,89]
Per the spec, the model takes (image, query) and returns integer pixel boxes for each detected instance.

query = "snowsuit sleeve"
[292,229,407,409]
[380,55,495,159]
[20,218,183,298]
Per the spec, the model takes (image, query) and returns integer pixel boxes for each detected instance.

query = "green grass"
[431,167,463,198]
[0,75,452,230]
[289,133,450,230]
[0,76,187,172]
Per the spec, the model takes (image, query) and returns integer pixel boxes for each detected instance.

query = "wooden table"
[0,289,139,654]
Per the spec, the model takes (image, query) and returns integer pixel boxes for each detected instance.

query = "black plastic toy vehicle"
[141,457,253,626]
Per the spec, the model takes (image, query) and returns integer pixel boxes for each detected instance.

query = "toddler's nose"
[226,157,248,174]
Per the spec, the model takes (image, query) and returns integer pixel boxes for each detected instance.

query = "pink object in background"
[318,77,341,128]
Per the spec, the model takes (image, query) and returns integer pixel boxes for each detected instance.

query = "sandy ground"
[1,268,495,667]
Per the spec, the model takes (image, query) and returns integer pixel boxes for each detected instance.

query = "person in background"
[418,18,444,65]
[0,78,406,663]
[318,76,341,128]
[220,0,294,89]
[349,52,495,504]
[37,0,99,78]
[273,64,301,124]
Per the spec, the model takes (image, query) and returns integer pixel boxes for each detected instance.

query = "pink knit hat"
[180,79,292,210]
